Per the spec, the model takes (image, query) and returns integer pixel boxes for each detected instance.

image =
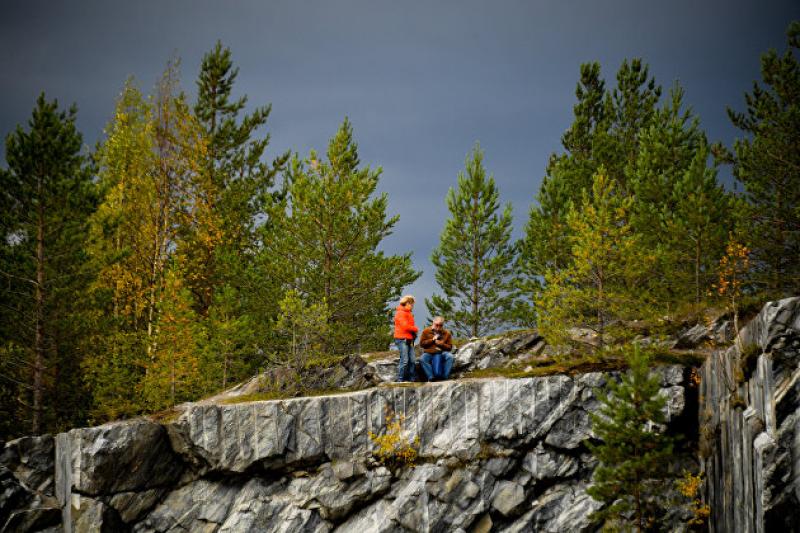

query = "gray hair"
[432,316,445,324]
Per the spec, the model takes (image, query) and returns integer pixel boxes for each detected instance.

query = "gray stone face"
[108,488,165,524]
[520,483,602,533]
[37,364,689,532]
[5,300,799,532]
[0,435,55,495]
[700,296,800,533]
[59,419,184,496]
[44,303,800,533]
[1,436,61,533]
[522,444,579,481]
[285,463,392,520]
[133,478,244,532]
[0,354,694,533]
[491,481,525,515]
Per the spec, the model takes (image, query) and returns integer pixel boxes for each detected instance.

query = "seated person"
[419,316,454,381]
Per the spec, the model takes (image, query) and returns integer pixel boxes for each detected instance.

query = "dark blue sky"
[1,0,798,323]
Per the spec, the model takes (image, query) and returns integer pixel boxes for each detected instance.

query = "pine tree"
[664,142,732,304]
[205,285,255,390]
[630,85,731,305]
[190,41,289,316]
[82,80,153,421]
[587,346,676,531]
[629,84,705,239]
[519,60,661,312]
[0,94,96,435]
[610,59,662,187]
[259,118,420,354]
[427,144,516,338]
[272,289,330,371]
[537,171,653,350]
[725,21,800,296]
[518,63,610,286]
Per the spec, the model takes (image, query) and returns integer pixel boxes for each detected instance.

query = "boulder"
[673,323,711,349]
[504,483,601,533]
[522,444,579,481]
[211,354,382,401]
[491,480,526,515]
[56,418,184,496]
[0,435,55,495]
[1,436,60,533]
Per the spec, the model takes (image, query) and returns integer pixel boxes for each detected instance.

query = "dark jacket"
[419,327,453,354]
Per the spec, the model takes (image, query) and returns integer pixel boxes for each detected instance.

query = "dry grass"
[361,350,395,362]
[147,407,183,424]
[220,386,363,405]
[463,347,706,381]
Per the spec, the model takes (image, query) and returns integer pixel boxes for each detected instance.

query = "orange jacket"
[393,305,418,340]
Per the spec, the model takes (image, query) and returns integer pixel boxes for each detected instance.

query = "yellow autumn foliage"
[676,471,711,526]
[369,408,419,468]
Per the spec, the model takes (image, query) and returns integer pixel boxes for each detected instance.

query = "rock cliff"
[47,368,687,532]
[3,364,689,531]
[699,297,800,532]
[3,298,798,532]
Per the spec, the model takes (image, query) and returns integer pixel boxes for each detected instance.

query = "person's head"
[399,295,415,310]
[432,316,445,331]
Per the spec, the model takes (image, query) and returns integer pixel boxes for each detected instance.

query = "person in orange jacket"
[393,295,419,382]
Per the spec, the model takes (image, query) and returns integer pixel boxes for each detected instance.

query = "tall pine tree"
[259,118,420,354]
[664,142,732,304]
[190,41,289,316]
[610,59,662,188]
[427,144,516,338]
[520,60,661,317]
[0,94,96,435]
[83,80,154,421]
[630,85,731,306]
[519,62,610,285]
[725,20,800,296]
[190,41,290,388]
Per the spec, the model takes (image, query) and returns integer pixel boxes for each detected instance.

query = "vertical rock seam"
[700,297,800,532]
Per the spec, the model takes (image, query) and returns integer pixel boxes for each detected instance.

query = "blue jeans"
[395,339,415,381]
[420,351,454,380]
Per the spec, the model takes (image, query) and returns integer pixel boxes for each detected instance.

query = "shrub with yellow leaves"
[676,470,711,527]
[368,407,419,469]
[714,236,750,349]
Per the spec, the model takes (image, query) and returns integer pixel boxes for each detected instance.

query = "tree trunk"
[597,268,605,349]
[222,339,229,389]
[146,175,170,363]
[695,238,701,305]
[33,176,45,434]
[471,193,479,338]
[773,187,784,295]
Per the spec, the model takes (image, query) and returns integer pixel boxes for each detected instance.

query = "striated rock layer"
[699,297,800,533]
[32,368,688,532]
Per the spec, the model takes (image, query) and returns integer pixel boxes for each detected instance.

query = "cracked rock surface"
[1,361,688,532]
[10,297,800,532]
[700,297,800,533]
